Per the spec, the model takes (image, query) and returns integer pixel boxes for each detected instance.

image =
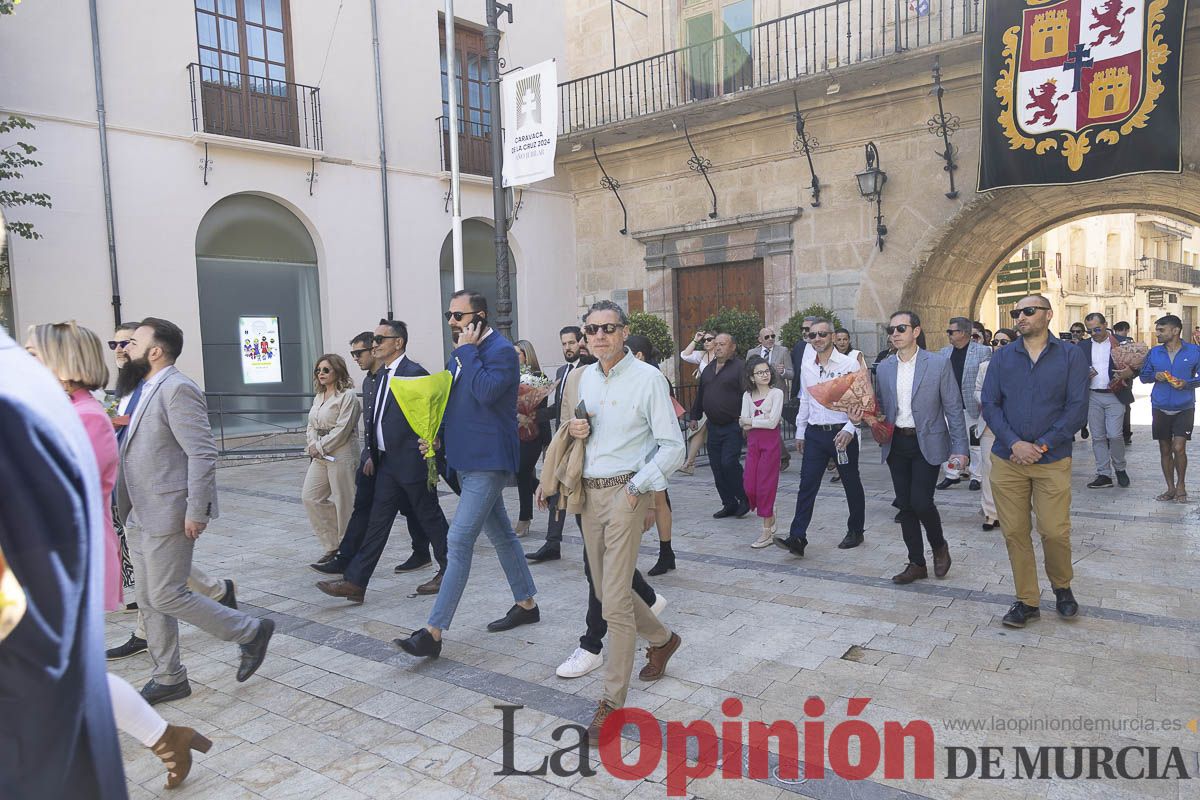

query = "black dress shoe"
[1087,475,1114,489]
[310,559,346,575]
[236,618,275,682]
[772,535,807,557]
[526,544,561,562]
[106,634,148,660]
[982,518,999,531]
[733,502,751,518]
[395,629,441,658]
[836,531,864,549]
[713,506,736,519]
[1115,470,1130,488]
[1001,601,1041,628]
[394,553,433,573]
[487,604,541,632]
[968,479,981,491]
[1054,587,1079,617]
[894,511,903,523]
[935,477,960,490]
[218,579,237,610]
[141,678,192,706]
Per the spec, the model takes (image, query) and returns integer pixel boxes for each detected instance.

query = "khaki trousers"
[302,455,357,552]
[989,454,1074,606]
[580,483,671,708]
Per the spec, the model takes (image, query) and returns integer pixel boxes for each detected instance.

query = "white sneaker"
[650,592,668,616]
[556,647,604,679]
[751,529,774,549]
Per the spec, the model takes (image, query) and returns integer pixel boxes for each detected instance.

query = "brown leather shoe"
[587,700,618,742]
[416,570,443,596]
[932,544,952,578]
[151,724,212,789]
[892,563,928,584]
[638,632,681,681]
[316,579,365,603]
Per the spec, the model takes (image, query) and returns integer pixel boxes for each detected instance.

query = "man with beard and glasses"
[104,322,235,662]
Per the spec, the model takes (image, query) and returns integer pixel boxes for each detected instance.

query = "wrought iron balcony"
[1136,258,1200,287]
[558,0,981,135]
[189,63,322,151]
[1063,264,1099,295]
[436,115,494,177]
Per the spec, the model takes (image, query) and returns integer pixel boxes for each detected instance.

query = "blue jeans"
[428,470,538,631]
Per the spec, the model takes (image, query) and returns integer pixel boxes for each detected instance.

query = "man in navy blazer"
[317,320,449,601]
[396,290,540,658]
[0,328,125,800]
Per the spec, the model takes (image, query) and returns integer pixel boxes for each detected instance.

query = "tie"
[117,381,144,444]
[374,367,391,427]
[762,347,769,359]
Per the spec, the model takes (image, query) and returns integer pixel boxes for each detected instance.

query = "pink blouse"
[70,389,122,612]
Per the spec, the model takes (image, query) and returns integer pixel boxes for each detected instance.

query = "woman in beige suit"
[303,354,361,562]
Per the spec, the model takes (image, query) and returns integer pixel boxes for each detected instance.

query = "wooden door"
[441,22,493,176]
[673,259,764,409]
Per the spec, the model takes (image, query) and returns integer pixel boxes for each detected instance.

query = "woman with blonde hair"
[514,339,552,537]
[303,353,362,563]
[25,321,210,789]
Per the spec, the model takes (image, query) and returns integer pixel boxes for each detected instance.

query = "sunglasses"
[946,329,967,336]
[761,334,776,339]
[314,366,333,375]
[108,339,131,350]
[991,338,1010,346]
[885,324,911,334]
[703,336,716,342]
[443,310,482,322]
[800,326,810,333]
[1090,326,1105,333]
[1010,306,1051,319]
[372,334,403,344]
[583,323,622,336]
[806,331,831,340]
[350,348,369,358]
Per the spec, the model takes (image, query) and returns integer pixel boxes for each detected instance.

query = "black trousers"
[788,425,865,540]
[886,434,945,568]
[344,454,449,588]
[336,457,432,563]
[517,439,542,522]
[706,420,747,510]
[1123,404,1132,440]
[579,546,656,655]
[544,495,582,544]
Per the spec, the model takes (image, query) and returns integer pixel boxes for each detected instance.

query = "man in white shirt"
[1078,312,1136,489]
[774,318,865,557]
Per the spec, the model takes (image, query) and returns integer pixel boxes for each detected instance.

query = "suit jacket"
[789,341,808,399]
[367,356,431,484]
[0,330,126,800]
[1076,337,1135,405]
[752,343,793,384]
[444,328,521,474]
[116,364,218,533]
[876,349,970,466]
[937,341,991,419]
[358,369,379,466]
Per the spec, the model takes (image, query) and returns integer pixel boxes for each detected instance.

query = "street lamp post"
[855,142,888,251]
[485,0,514,339]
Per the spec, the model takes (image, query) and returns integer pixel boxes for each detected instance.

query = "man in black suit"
[527,325,584,563]
[316,320,449,601]
[0,328,125,800]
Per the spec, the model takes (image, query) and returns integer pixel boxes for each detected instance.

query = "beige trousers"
[580,482,672,708]
[302,455,357,552]
[134,565,225,640]
[979,428,997,519]
[989,454,1074,607]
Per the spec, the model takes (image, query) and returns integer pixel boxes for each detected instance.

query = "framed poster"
[239,316,282,384]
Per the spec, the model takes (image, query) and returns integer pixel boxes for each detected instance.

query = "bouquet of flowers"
[517,370,554,443]
[805,367,894,443]
[104,395,132,432]
[388,371,454,489]
[1108,341,1149,391]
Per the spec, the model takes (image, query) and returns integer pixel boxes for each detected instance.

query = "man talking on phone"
[395,290,541,658]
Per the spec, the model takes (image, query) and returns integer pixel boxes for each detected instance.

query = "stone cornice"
[631,207,803,243]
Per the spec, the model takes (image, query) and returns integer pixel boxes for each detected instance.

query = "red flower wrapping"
[805,367,893,444]
[516,383,552,443]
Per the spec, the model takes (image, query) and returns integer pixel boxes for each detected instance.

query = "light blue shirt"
[577,350,685,492]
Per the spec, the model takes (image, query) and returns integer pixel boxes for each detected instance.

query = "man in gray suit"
[936,316,990,490]
[866,311,969,584]
[117,317,273,705]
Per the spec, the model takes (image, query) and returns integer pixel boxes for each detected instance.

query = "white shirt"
[1090,336,1112,390]
[795,348,857,440]
[117,392,132,415]
[895,351,918,428]
[374,353,407,452]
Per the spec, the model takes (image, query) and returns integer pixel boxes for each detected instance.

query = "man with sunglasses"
[1077,312,1136,490]
[691,332,750,518]
[981,295,1089,628]
[935,317,991,491]
[774,318,866,556]
[395,290,541,659]
[788,316,820,404]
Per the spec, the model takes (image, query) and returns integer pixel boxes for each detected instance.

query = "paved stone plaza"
[108,413,1200,800]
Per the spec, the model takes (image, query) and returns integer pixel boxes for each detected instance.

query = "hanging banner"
[239,316,282,384]
[500,58,558,187]
[977,0,1186,191]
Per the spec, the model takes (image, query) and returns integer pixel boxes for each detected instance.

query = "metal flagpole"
[485,0,514,339]
[446,1,464,291]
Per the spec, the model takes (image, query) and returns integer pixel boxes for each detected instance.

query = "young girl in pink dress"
[740,355,785,548]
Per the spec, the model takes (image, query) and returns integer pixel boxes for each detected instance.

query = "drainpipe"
[89,0,122,328]
[369,0,394,318]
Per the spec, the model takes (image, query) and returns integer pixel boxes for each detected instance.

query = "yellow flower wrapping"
[388,371,454,489]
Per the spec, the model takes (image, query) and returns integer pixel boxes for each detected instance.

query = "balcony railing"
[189,63,322,150]
[558,0,981,135]
[436,115,494,177]
[1138,258,1200,287]
[1064,264,1099,294]
[1105,269,1132,295]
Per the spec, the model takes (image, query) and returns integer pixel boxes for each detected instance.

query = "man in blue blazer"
[0,328,125,800]
[316,320,449,601]
[868,311,968,585]
[396,290,540,658]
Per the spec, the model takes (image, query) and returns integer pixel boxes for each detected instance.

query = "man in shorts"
[1139,314,1200,503]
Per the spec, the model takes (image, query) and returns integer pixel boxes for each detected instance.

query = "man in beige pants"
[563,300,686,741]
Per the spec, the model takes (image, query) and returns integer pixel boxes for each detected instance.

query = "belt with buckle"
[1091,389,1111,393]
[894,427,918,437]
[811,423,845,432]
[582,472,636,489]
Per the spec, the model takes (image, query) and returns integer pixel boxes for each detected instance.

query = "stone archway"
[900,170,1200,327]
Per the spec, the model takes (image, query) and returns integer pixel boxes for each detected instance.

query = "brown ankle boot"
[151,724,212,789]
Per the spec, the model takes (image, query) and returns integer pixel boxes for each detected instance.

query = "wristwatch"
[625,481,641,497]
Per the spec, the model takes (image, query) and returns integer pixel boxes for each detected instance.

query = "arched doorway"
[195,194,322,434]
[437,219,518,359]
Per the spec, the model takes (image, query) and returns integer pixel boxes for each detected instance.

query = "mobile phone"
[574,399,588,420]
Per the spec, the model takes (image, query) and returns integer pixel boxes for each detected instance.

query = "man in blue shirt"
[981,294,1089,628]
[1139,314,1200,503]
